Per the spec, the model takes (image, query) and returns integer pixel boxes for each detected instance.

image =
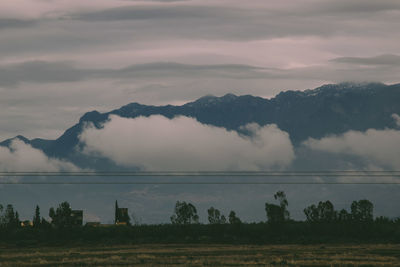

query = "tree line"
[1,191,400,244]
[170,191,377,226]
[0,191,385,229]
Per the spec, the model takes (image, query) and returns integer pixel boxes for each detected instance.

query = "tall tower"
[115,200,119,224]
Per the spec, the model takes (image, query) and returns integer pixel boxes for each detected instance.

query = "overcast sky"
[1,0,400,140]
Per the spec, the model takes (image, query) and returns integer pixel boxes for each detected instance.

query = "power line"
[1,171,399,184]
[1,182,400,185]
[0,173,400,175]
[1,172,400,177]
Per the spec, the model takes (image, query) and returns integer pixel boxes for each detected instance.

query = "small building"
[116,207,130,224]
[71,210,83,226]
[85,222,101,227]
[115,201,130,225]
[99,224,114,227]
[21,220,33,227]
[117,208,128,221]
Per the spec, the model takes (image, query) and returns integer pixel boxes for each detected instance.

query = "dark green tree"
[265,191,290,224]
[351,199,373,222]
[49,201,74,228]
[4,204,20,228]
[15,211,20,226]
[304,201,336,223]
[130,212,142,226]
[375,216,391,223]
[40,217,51,229]
[228,211,241,224]
[33,205,41,227]
[337,209,350,222]
[170,201,199,225]
[0,204,3,226]
[207,207,226,224]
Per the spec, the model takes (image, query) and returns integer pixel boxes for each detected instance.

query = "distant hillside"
[2,82,400,168]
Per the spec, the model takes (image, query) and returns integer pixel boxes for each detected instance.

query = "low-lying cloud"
[0,139,78,172]
[303,128,400,169]
[79,115,295,171]
[332,54,400,66]
[392,114,400,127]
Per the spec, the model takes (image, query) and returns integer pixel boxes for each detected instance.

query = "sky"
[1,0,400,140]
[2,0,400,223]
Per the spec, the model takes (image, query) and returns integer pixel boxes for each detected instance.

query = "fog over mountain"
[1,82,400,223]
[1,82,399,171]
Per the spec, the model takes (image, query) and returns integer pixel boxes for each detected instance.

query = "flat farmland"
[0,244,399,266]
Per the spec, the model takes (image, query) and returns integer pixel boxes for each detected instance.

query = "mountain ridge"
[2,82,400,168]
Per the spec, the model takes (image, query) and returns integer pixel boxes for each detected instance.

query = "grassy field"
[0,243,399,266]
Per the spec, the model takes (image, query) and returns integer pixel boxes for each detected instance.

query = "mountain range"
[1,82,400,169]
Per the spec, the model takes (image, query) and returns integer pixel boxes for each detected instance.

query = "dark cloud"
[1,1,399,62]
[0,21,131,57]
[2,58,400,89]
[71,5,210,21]
[332,54,400,66]
[114,62,269,79]
[75,1,400,24]
[0,61,90,87]
[312,0,400,15]
[64,2,400,42]
[0,18,35,29]
[123,0,190,3]
[0,60,270,87]
[67,5,340,40]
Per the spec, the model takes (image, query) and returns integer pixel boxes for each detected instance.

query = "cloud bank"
[79,115,295,171]
[332,54,400,66]
[0,139,78,172]
[392,114,400,127]
[303,128,400,169]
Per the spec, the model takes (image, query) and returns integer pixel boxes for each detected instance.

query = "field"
[0,244,399,266]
